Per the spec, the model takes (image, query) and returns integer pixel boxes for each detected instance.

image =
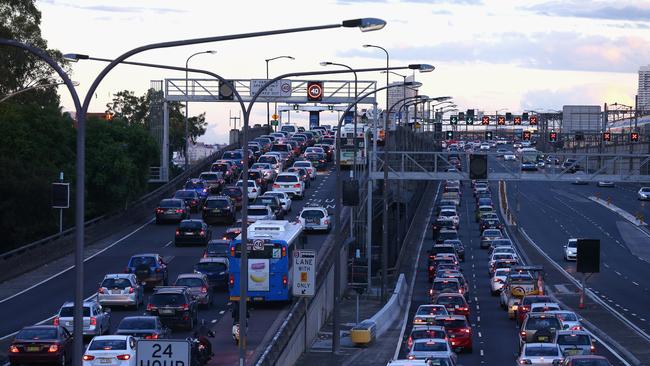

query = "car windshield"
[412,330,446,340]
[252,164,270,169]
[205,199,229,209]
[149,294,185,306]
[159,199,181,208]
[16,328,58,340]
[249,208,269,216]
[440,211,455,217]
[302,210,325,219]
[525,346,559,356]
[417,306,446,316]
[413,341,447,352]
[89,340,127,351]
[276,175,298,183]
[180,221,202,230]
[59,306,90,317]
[101,278,132,289]
[526,317,561,330]
[567,241,577,248]
[129,256,155,267]
[175,278,204,287]
[118,318,155,330]
[294,162,310,167]
[196,262,227,272]
[484,230,501,237]
[557,334,590,345]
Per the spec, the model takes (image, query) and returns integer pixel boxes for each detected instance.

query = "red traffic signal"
[603,132,611,141]
[530,115,538,125]
[497,116,505,125]
[514,116,522,125]
[549,132,557,142]
[522,131,531,141]
[482,116,489,125]
[631,132,640,142]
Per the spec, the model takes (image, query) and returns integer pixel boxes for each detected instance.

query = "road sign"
[272,113,279,120]
[450,115,458,125]
[529,115,538,125]
[466,116,474,125]
[136,339,190,366]
[250,79,292,97]
[497,116,505,125]
[52,182,70,209]
[307,81,323,101]
[271,120,279,126]
[292,249,316,297]
[513,116,522,125]
[481,116,489,125]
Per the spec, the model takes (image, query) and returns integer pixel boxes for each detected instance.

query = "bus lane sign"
[292,250,316,297]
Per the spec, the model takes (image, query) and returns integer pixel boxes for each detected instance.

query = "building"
[638,65,650,111]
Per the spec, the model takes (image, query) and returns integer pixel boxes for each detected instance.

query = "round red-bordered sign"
[308,83,323,100]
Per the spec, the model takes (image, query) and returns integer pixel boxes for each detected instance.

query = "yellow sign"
[300,272,308,282]
[415,122,421,129]
[272,114,279,120]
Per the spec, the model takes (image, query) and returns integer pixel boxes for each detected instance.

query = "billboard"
[562,105,603,133]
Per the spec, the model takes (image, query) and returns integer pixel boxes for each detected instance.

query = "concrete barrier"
[366,273,407,337]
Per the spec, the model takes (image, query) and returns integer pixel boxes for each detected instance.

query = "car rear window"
[258,156,277,164]
[301,210,325,219]
[433,281,459,291]
[411,329,447,340]
[223,188,242,197]
[294,162,310,167]
[205,199,229,209]
[159,199,181,208]
[571,360,611,366]
[249,208,269,216]
[523,296,552,305]
[200,173,220,181]
[556,334,590,345]
[129,256,155,267]
[556,312,578,322]
[222,152,242,159]
[276,175,298,183]
[101,278,132,289]
[255,198,277,206]
[525,346,559,356]
[436,295,465,306]
[16,328,57,340]
[185,181,205,189]
[89,340,127,351]
[175,278,204,287]
[118,318,155,330]
[413,341,447,352]
[416,306,446,316]
[149,294,186,306]
[174,191,196,198]
[434,318,467,328]
[59,306,90,317]
[180,221,202,230]
[196,262,227,272]
[526,317,561,330]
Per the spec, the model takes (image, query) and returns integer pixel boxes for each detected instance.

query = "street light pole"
[184,50,216,170]
[265,55,294,132]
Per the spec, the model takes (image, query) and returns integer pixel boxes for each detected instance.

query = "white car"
[529,302,562,313]
[251,163,277,181]
[83,335,137,366]
[97,274,144,309]
[564,238,578,261]
[516,343,563,366]
[236,180,262,200]
[261,191,292,213]
[546,310,583,331]
[513,142,522,149]
[272,172,305,199]
[504,152,516,161]
[490,268,510,296]
[407,338,457,363]
[480,143,490,151]
[491,246,518,259]
[412,304,448,325]
[638,187,650,200]
[247,205,275,222]
[258,154,283,173]
[298,206,331,232]
[293,161,317,180]
[597,181,614,187]
[438,209,459,227]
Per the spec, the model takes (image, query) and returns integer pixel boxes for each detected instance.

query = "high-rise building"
[638,65,650,111]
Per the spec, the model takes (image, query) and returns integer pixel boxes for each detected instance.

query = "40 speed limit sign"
[137,339,190,366]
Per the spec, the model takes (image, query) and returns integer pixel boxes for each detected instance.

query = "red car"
[435,293,470,317]
[516,294,553,325]
[433,315,473,353]
[9,325,73,366]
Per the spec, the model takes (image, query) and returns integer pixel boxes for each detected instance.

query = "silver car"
[546,310,583,331]
[261,191,292,213]
[554,330,594,356]
[516,343,563,365]
[97,273,144,309]
[639,187,650,200]
[173,273,213,307]
[407,338,457,363]
[55,300,111,336]
[247,205,275,222]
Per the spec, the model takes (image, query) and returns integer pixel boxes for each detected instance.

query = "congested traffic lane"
[0,164,339,355]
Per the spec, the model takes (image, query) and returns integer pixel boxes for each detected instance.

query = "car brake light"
[98,287,105,294]
[176,209,183,213]
[155,268,161,273]
[429,289,433,295]
[463,328,471,333]
[90,317,97,326]
[116,354,131,360]
[82,355,95,361]
[282,274,287,287]
[9,345,19,353]
[48,344,59,353]
[230,246,235,257]
[201,286,208,293]
[53,317,59,326]
[407,355,415,360]
[273,184,280,188]
[590,345,596,352]
[175,230,180,236]
[182,304,189,311]
[145,334,159,340]
[293,184,301,188]
[129,287,134,294]
[252,188,257,192]
[200,230,206,236]
[229,275,234,287]
[520,331,526,337]
[146,303,153,311]
[282,246,287,257]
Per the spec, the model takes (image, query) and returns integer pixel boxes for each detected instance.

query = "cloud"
[519,83,634,110]
[337,0,481,4]
[608,22,650,29]
[339,32,649,73]
[524,1,650,22]
[40,1,185,14]
[432,9,452,15]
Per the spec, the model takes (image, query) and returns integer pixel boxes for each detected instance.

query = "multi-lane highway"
[0,162,340,364]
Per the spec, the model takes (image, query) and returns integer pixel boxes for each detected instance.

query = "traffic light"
[450,115,458,125]
[603,132,611,142]
[481,116,489,125]
[467,109,475,119]
[549,131,558,142]
[631,132,640,142]
[522,112,529,121]
[469,154,488,180]
[446,130,453,140]
[513,116,522,125]
[497,116,505,125]
[293,104,300,111]
[466,116,474,125]
[506,112,512,121]
[485,131,493,140]
[530,115,538,125]
[458,112,465,121]
[522,131,531,141]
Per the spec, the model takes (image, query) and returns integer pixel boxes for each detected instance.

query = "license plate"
[212,209,220,213]
[253,297,264,301]
[27,346,40,352]
[166,210,174,214]
[185,232,194,235]
[538,336,548,342]
[159,309,174,315]
[110,290,121,294]
[100,358,112,364]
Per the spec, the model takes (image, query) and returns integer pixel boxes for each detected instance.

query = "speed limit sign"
[307,81,323,101]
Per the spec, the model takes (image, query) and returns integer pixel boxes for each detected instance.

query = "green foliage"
[0,0,68,106]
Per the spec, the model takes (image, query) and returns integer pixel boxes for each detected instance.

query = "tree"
[0,0,68,106]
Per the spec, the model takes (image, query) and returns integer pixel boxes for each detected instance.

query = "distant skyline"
[37,0,649,143]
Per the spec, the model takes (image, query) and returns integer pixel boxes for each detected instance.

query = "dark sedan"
[9,326,73,366]
[175,220,211,247]
[221,186,244,209]
[115,316,170,339]
[155,198,189,224]
[202,196,236,225]
[194,257,229,288]
[173,189,202,213]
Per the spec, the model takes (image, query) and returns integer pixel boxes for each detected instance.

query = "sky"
[37,0,650,143]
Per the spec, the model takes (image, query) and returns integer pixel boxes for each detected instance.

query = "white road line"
[219,310,225,315]
[211,319,217,323]
[478,331,482,338]
[480,350,484,356]
[615,271,622,276]
[633,281,640,286]
[477,316,481,322]
[163,240,172,247]
[0,218,154,304]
